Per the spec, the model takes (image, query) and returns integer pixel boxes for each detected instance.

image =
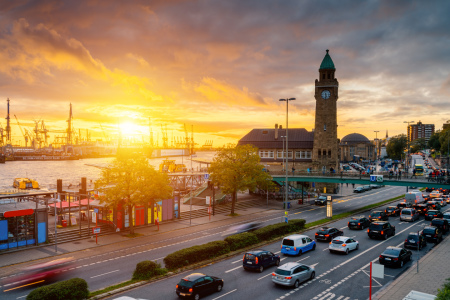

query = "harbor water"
[0,152,216,190]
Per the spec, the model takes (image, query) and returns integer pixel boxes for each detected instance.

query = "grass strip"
[89,280,139,298]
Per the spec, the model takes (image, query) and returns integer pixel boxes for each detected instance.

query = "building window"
[328,150,331,158]
[318,149,321,157]
[295,151,312,159]
[259,150,274,158]
[322,74,325,80]
[277,151,292,159]
[328,73,330,79]
[306,151,311,159]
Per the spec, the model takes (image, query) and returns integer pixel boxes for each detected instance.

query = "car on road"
[412,204,428,215]
[315,227,343,242]
[443,212,450,221]
[353,187,365,193]
[434,198,447,207]
[367,221,395,240]
[315,196,327,206]
[348,216,371,230]
[400,208,420,222]
[385,206,400,217]
[175,273,224,300]
[328,236,359,254]
[430,190,442,198]
[379,246,412,268]
[281,234,316,256]
[430,218,449,234]
[404,232,427,250]
[442,195,450,204]
[426,201,442,211]
[363,185,372,191]
[425,210,443,221]
[370,184,380,189]
[243,250,280,273]
[368,211,388,222]
[422,226,443,243]
[272,262,315,288]
[222,222,262,236]
[397,202,413,210]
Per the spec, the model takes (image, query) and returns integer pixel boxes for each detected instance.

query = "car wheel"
[356,244,359,250]
[294,280,300,288]
[298,249,302,256]
[194,293,200,300]
[312,244,316,251]
[383,234,387,240]
[345,248,349,255]
[217,284,223,292]
[276,259,280,266]
[259,265,264,273]
[400,260,404,268]
[310,271,315,280]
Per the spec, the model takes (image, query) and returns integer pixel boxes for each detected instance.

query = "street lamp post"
[404,121,415,175]
[374,130,379,162]
[279,97,296,222]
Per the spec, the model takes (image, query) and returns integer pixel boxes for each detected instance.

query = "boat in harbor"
[13,178,40,189]
[159,159,186,172]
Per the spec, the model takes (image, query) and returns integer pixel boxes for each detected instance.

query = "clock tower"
[312,49,339,172]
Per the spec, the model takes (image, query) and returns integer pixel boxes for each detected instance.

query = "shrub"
[224,232,259,251]
[288,219,306,232]
[253,219,306,241]
[27,278,89,300]
[164,240,230,270]
[132,260,167,280]
[436,278,450,300]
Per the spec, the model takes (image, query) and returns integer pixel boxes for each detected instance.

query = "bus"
[414,164,424,176]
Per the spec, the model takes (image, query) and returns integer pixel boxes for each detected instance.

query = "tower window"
[328,150,331,158]
[322,74,325,80]
[318,149,321,157]
[328,73,330,79]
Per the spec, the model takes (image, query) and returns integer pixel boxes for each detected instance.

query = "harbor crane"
[14,114,29,147]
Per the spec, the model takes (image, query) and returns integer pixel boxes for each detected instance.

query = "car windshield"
[382,249,400,256]
[402,210,412,214]
[244,254,256,261]
[317,229,329,234]
[282,239,294,246]
[275,269,291,276]
[432,220,443,225]
[444,214,450,219]
[332,240,344,244]
[386,207,396,211]
[428,211,438,215]
[178,279,194,287]
[371,212,381,216]
[370,224,384,230]
[423,228,436,234]
[407,234,418,240]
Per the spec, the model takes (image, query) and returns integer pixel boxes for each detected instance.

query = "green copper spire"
[319,49,335,70]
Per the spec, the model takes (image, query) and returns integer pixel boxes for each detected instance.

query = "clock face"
[321,90,331,99]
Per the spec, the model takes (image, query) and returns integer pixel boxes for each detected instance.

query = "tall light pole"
[404,121,415,174]
[374,130,379,163]
[281,136,286,171]
[279,97,296,222]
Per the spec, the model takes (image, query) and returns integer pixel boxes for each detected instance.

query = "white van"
[404,192,424,205]
[281,234,316,256]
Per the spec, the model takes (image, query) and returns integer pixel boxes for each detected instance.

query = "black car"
[176,273,224,299]
[425,210,443,221]
[397,202,413,210]
[426,201,442,211]
[315,196,327,206]
[412,204,428,215]
[379,247,412,268]
[353,187,365,193]
[315,227,343,242]
[404,232,427,250]
[348,216,371,230]
[367,221,395,240]
[430,218,449,233]
[422,226,443,243]
[243,250,280,273]
[385,206,400,217]
[368,211,388,222]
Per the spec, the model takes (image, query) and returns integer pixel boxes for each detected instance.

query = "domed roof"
[319,49,335,70]
[341,133,370,144]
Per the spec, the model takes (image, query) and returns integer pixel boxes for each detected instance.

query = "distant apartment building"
[407,121,435,143]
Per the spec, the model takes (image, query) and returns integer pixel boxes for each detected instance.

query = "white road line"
[257,272,274,281]
[90,269,119,278]
[231,259,242,264]
[340,226,347,230]
[16,296,27,299]
[225,266,242,273]
[296,255,310,262]
[212,289,237,300]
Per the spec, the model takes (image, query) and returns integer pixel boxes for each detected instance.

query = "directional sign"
[92,227,101,234]
[372,263,384,279]
[370,175,384,183]
[204,174,210,180]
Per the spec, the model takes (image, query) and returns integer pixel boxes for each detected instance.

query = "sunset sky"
[1,1,449,148]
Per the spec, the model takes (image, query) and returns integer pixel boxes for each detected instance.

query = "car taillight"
[281,245,283,249]
[425,214,428,216]
[176,285,179,289]
[272,272,276,276]
[358,223,361,226]
[348,222,350,226]
[367,229,370,233]
[435,234,438,237]
[255,257,258,264]
[342,244,346,247]
[243,255,245,261]
[381,231,384,235]
[189,288,193,292]
[315,233,318,236]
[294,247,297,251]
[378,216,382,219]
[379,255,383,259]
[405,239,408,242]
[325,234,329,237]
[393,258,398,261]
[285,276,292,280]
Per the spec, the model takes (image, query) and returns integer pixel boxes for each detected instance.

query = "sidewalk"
[374,233,450,299]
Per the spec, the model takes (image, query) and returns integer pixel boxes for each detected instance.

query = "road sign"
[206,196,211,205]
[370,175,384,182]
[94,208,99,213]
[92,227,101,234]
[372,263,384,279]
[204,174,210,180]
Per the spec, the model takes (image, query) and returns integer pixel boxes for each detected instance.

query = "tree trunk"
[128,204,134,235]
[231,191,237,215]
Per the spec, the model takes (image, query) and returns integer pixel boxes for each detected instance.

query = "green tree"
[386,134,407,160]
[428,131,441,152]
[95,154,172,234]
[209,144,273,215]
[410,138,426,153]
[439,129,450,156]
[436,278,450,300]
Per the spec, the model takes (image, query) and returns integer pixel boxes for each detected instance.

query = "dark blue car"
[243,250,280,273]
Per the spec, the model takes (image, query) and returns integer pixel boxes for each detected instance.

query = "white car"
[329,236,359,255]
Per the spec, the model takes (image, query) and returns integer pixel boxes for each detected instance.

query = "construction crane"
[14,114,29,147]
[161,124,168,148]
[184,123,190,151]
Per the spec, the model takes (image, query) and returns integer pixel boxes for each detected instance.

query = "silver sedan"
[272,262,315,288]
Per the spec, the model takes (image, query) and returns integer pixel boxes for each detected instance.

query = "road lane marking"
[212,289,237,300]
[90,269,119,278]
[257,272,274,281]
[296,256,310,262]
[340,226,347,230]
[225,266,242,273]
[231,259,242,264]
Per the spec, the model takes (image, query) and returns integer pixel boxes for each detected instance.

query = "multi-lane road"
[1,185,429,299]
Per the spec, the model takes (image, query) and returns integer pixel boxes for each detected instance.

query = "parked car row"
[353,184,384,193]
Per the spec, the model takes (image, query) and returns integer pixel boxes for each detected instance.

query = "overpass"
[270,171,450,189]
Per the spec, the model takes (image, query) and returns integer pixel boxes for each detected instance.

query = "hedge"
[164,240,230,270]
[26,278,89,300]
[436,278,450,300]
[253,219,306,241]
[132,260,167,280]
[224,232,259,251]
